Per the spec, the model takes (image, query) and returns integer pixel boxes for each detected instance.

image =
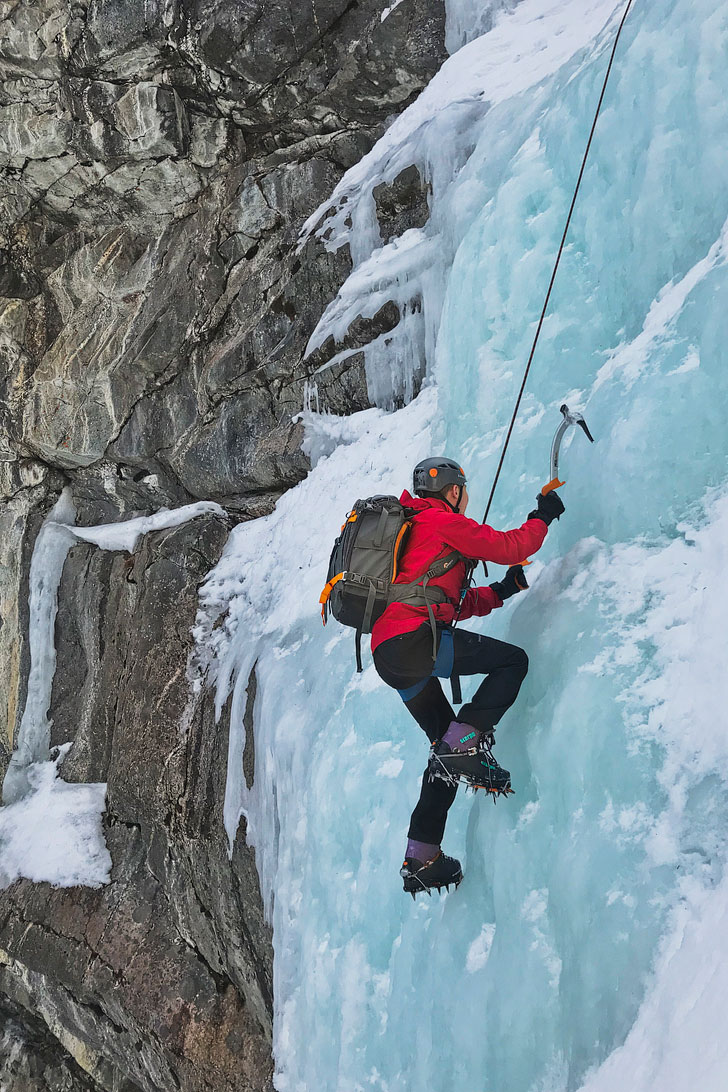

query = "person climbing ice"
[370,457,564,898]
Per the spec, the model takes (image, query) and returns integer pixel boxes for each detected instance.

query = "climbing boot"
[400,851,463,899]
[429,734,514,800]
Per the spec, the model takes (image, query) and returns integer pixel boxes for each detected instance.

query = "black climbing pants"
[373,624,528,845]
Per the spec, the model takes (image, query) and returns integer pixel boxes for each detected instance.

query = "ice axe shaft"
[543,403,594,494]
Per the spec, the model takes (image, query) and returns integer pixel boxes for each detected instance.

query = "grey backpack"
[319,495,460,670]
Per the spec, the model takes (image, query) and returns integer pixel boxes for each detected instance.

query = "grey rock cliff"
[0,0,446,1088]
[1,995,103,1091]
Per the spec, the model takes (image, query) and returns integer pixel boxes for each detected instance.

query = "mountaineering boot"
[429,727,513,800]
[400,851,463,898]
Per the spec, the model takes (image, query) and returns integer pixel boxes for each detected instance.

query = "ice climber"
[371,457,564,897]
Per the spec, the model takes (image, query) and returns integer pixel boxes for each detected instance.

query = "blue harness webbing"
[397,628,455,703]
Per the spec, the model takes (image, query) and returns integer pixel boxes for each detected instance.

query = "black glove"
[490,564,528,601]
[528,489,565,527]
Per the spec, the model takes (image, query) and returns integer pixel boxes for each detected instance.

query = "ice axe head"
[542,403,595,494]
[560,403,595,443]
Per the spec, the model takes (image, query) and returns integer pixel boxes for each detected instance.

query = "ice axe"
[542,403,595,495]
[517,404,595,584]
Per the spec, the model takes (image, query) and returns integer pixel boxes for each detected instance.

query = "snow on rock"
[0,746,110,890]
[1,495,225,891]
[380,0,406,22]
[301,0,621,252]
[299,0,622,407]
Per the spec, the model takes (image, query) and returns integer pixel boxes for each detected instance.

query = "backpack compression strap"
[319,572,345,623]
[351,549,463,673]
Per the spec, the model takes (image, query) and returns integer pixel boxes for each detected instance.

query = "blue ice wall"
[197,2,728,1089]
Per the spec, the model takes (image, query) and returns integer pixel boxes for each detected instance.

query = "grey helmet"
[413,456,467,497]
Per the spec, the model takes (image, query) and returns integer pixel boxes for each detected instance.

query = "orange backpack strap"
[319,571,344,623]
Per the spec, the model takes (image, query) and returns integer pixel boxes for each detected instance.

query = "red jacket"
[370,490,549,652]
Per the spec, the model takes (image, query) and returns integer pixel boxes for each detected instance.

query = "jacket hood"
[399,489,451,513]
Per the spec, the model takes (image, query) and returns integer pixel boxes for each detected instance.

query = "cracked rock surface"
[0,0,442,513]
[1,994,104,1091]
[1,515,275,1091]
[0,0,446,1088]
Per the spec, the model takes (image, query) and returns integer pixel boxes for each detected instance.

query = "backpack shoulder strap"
[388,549,463,659]
[421,549,462,581]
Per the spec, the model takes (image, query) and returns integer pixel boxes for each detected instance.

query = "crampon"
[428,736,515,803]
[400,851,463,899]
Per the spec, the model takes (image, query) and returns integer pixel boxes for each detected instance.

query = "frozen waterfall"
[195,0,728,1089]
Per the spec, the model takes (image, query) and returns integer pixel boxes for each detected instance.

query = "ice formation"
[0,496,224,887]
[194,0,728,1087]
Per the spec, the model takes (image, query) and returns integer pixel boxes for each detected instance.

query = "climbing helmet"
[413,457,467,497]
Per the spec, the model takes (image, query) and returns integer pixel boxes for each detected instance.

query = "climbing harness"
[396,626,454,702]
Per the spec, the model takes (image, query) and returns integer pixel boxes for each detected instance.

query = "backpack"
[319,495,461,671]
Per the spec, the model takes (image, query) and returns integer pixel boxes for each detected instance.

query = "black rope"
[481,0,634,526]
[452,0,634,636]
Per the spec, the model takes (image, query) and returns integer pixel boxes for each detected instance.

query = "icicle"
[2,497,225,804]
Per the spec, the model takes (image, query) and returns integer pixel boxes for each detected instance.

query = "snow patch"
[0,746,111,889]
[466,923,496,972]
[380,0,406,21]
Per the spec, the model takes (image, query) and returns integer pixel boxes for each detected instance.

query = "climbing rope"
[481,0,635,525]
[450,0,635,660]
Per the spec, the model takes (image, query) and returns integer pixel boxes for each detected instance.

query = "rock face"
[1,514,275,1091]
[0,0,444,512]
[0,0,446,1088]
[1,995,102,1091]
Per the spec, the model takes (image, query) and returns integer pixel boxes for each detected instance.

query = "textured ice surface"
[197,1,728,1089]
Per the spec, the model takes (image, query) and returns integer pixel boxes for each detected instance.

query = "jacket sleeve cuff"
[488,587,504,609]
[472,585,502,615]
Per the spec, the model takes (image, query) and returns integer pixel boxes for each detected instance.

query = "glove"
[490,564,528,601]
[528,489,565,527]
